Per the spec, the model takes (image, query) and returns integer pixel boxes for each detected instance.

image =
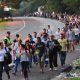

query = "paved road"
[3,45,80,80]
[1,17,80,80]
[0,17,64,40]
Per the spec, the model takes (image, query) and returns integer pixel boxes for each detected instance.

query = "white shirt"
[33,37,37,43]
[55,31,61,40]
[73,28,80,36]
[13,42,18,51]
[20,50,29,62]
[67,30,75,40]
[0,48,6,62]
[47,29,52,36]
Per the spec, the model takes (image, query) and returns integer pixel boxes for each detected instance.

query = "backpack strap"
[5,47,7,52]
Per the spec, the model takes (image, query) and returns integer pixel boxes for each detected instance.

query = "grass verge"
[0,22,7,30]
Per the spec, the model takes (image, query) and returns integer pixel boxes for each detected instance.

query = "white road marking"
[11,20,26,35]
[0,20,26,40]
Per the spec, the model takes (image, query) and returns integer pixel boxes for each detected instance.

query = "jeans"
[59,51,66,66]
[29,57,32,68]
[33,55,38,64]
[0,62,4,80]
[13,58,20,73]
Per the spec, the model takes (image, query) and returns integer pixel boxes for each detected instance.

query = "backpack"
[54,40,62,52]
[57,44,62,52]
[48,40,62,52]
[4,47,12,64]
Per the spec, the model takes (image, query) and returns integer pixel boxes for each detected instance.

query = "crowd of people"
[0,14,80,80]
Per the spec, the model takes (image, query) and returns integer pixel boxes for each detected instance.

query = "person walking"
[35,37,45,73]
[20,44,29,80]
[0,42,6,80]
[47,25,52,36]
[58,34,67,67]
[55,28,61,40]
[73,25,80,45]
[4,31,12,51]
[67,28,75,52]
[47,35,59,71]
[4,43,11,79]
[3,31,12,78]
[12,34,22,75]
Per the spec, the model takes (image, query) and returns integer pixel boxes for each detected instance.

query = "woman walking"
[20,44,29,80]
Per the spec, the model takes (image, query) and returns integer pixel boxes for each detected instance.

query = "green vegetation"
[69,77,80,80]
[0,22,7,30]
[1,0,80,14]
[44,0,80,14]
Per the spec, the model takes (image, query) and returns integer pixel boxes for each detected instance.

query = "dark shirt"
[36,42,45,57]
[47,39,59,52]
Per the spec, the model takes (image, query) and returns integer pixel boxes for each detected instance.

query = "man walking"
[47,35,59,71]
[58,34,67,67]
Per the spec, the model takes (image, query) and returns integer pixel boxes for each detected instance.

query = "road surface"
[0,17,80,80]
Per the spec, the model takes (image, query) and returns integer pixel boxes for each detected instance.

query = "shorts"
[39,54,45,62]
[75,35,79,41]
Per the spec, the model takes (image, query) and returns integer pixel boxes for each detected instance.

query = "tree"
[44,0,66,13]
[63,0,80,14]
[1,0,80,14]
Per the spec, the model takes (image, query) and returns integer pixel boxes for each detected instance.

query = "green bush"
[0,22,7,29]
[69,77,80,80]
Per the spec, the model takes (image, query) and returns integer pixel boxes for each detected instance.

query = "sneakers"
[49,68,53,71]
[54,67,57,70]
[40,69,44,73]
[49,67,57,71]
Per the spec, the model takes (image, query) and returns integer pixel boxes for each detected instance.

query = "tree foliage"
[1,0,80,14]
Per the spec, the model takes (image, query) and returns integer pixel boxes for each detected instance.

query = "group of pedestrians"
[0,15,80,80]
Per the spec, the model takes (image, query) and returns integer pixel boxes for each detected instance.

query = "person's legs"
[79,33,80,44]
[0,62,4,80]
[13,58,20,75]
[59,51,66,66]
[71,41,75,51]
[14,58,20,74]
[33,55,36,64]
[67,40,70,52]
[53,53,58,67]
[39,61,44,73]
[39,55,45,73]
[4,63,10,79]
[35,55,38,64]
[75,35,79,45]
[27,61,30,72]
[69,41,72,52]
[29,57,32,68]
[49,52,53,69]
[21,62,28,80]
